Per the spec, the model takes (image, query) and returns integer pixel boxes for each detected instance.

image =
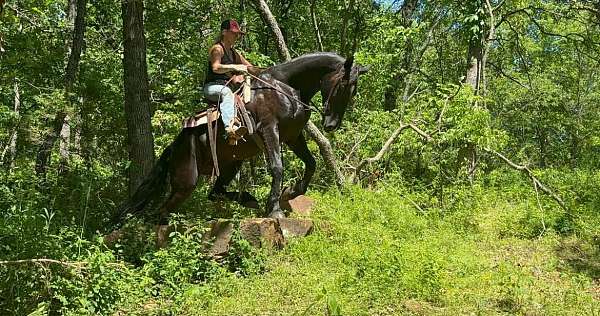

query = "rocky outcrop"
[104,195,317,256]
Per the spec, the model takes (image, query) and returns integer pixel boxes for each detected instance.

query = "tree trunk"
[462,38,483,182]
[251,0,345,187]
[9,80,19,169]
[250,0,291,61]
[2,80,19,169]
[461,1,496,182]
[465,39,483,94]
[339,0,356,54]
[35,0,87,176]
[309,0,324,51]
[383,0,418,112]
[59,0,77,169]
[58,115,71,171]
[339,0,356,55]
[122,0,155,195]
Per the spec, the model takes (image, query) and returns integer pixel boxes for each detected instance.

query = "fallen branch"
[0,258,86,268]
[305,120,345,188]
[353,122,431,183]
[0,258,126,270]
[484,148,567,210]
[344,131,369,163]
[351,118,567,211]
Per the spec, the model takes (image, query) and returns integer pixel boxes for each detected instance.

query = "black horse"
[114,52,368,226]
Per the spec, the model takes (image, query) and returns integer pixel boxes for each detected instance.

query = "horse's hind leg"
[283,133,316,200]
[208,161,259,209]
[158,130,199,225]
[261,125,285,218]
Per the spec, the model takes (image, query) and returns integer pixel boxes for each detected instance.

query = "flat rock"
[240,218,285,249]
[202,218,286,257]
[280,195,315,216]
[278,218,313,239]
[104,217,313,258]
[202,219,234,257]
[202,218,313,257]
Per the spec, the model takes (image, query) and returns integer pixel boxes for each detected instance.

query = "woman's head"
[220,19,244,42]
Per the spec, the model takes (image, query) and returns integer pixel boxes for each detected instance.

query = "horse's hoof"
[268,210,285,219]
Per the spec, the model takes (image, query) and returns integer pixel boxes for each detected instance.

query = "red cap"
[221,19,245,34]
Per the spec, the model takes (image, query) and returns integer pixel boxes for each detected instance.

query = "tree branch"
[353,122,431,183]
[487,61,530,89]
[305,120,345,188]
[0,258,126,269]
[484,148,567,210]
[0,258,86,268]
[309,0,324,51]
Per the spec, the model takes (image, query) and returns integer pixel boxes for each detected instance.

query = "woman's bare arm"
[209,45,247,74]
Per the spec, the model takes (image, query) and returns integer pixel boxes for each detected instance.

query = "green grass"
[141,184,599,315]
[4,180,598,315]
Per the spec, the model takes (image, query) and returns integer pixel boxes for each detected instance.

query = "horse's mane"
[266,52,346,80]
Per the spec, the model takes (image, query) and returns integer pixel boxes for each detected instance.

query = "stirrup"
[226,125,248,145]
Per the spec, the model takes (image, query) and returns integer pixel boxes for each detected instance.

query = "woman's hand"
[231,74,245,84]
[230,64,248,74]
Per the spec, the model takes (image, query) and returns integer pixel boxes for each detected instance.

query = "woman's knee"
[221,87,233,99]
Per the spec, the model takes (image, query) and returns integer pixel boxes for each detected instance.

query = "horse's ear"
[344,56,354,71]
[343,56,354,80]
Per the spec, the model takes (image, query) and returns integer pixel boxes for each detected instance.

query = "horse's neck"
[271,55,342,101]
[287,56,340,81]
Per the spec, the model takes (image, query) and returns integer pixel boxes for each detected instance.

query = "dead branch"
[305,120,345,188]
[484,148,567,210]
[344,131,369,163]
[353,122,431,183]
[0,258,86,268]
[0,258,126,269]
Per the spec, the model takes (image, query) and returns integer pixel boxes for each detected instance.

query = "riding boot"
[226,118,248,145]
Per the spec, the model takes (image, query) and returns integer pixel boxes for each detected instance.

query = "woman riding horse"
[204,19,261,144]
[114,52,368,227]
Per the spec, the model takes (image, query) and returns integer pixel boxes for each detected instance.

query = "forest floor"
[119,182,599,315]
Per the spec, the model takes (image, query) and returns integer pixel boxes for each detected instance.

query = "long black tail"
[111,145,173,229]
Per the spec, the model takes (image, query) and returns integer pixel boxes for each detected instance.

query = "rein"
[245,72,321,114]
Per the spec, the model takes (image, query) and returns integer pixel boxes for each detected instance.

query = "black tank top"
[205,42,240,85]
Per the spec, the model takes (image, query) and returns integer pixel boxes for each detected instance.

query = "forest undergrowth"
[1,167,598,315]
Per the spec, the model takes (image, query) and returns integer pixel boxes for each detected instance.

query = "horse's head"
[321,56,369,132]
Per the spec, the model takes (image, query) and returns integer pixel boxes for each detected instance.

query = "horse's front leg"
[282,133,316,200]
[261,125,285,218]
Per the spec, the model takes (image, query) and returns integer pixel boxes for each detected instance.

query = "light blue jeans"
[203,84,235,128]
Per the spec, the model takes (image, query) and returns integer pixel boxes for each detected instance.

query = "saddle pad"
[182,109,220,129]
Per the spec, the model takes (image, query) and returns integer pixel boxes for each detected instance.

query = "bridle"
[322,68,350,116]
